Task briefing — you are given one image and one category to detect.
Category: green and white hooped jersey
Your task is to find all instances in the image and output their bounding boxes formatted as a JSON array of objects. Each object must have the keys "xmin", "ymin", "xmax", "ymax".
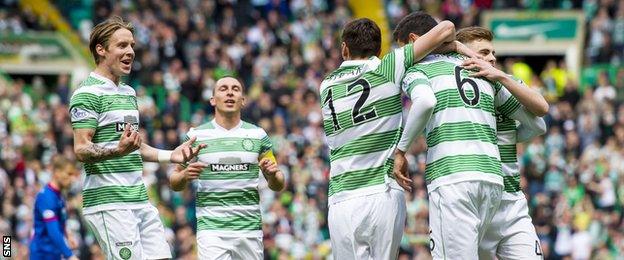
[
  {"xmin": 496, "ymin": 113, "xmax": 525, "ymax": 200},
  {"xmin": 319, "ymin": 44, "xmax": 414, "ymax": 205},
  {"xmin": 69, "ymin": 72, "xmax": 148, "ymax": 215},
  {"xmin": 402, "ymin": 54, "xmax": 522, "ymax": 191},
  {"xmin": 187, "ymin": 120, "xmax": 272, "ymax": 237}
]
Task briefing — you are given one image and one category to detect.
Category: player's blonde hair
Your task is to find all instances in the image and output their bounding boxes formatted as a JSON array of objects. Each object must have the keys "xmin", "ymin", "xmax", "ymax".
[
  {"xmin": 89, "ymin": 16, "xmax": 134, "ymax": 64},
  {"xmin": 456, "ymin": 26, "xmax": 494, "ymax": 44}
]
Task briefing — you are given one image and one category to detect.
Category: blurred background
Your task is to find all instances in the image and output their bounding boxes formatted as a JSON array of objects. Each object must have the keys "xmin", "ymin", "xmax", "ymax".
[{"xmin": 0, "ymin": 0, "xmax": 623, "ymax": 259}]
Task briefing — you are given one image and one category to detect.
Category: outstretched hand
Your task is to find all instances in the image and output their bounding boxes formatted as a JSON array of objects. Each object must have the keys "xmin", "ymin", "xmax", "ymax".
[{"xmin": 171, "ymin": 136, "xmax": 207, "ymax": 163}]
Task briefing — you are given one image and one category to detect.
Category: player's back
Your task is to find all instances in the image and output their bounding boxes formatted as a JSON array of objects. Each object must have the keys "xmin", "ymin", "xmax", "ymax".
[
  {"xmin": 405, "ymin": 54, "xmax": 504, "ymax": 190},
  {"xmin": 319, "ymin": 50, "xmax": 412, "ymax": 204}
]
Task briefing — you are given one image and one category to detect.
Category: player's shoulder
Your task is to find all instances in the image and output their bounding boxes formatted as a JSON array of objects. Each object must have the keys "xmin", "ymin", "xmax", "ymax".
[
  {"xmin": 189, "ymin": 121, "xmax": 217, "ymax": 134},
  {"xmin": 241, "ymin": 121, "xmax": 268, "ymax": 135}
]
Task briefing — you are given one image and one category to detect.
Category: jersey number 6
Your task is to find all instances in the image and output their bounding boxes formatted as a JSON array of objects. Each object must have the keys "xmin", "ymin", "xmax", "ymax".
[{"xmin": 454, "ymin": 66, "xmax": 480, "ymax": 106}]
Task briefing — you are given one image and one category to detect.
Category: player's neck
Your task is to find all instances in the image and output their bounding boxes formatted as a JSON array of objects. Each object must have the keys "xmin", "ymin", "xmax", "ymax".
[
  {"xmin": 214, "ymin": 113, "xmax": 241, "ymax": 130},
  {"xmin": 94, "ymin": 66, "xmax": 120, "ymax": 85}
]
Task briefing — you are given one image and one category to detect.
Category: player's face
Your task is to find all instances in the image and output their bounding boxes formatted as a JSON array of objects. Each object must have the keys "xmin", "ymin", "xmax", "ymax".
[
  {"xmin": 56, "ymin": 165, "xmax": 79, "ymax": 190},
  {"xmin": 211, "ymin": 77, "xmax": 245, "ymax": 115},
  {"xmin": 98, "ymin": 28, "xmax": 135, "ymax": 77},
  {"xmin": 465, "ymin": 39, "xmax": 496, "ymax": 66}
]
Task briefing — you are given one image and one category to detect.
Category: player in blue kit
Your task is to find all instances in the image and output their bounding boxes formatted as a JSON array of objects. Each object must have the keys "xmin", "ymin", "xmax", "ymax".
[{"xmin": 30, "ymin": 155, "xmax": 80, "ymax": 260}]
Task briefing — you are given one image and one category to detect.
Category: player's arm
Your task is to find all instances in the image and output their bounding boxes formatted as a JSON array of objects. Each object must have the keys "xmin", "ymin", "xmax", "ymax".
[
  {"xmin": 139, "ymin": 136, "xmax": 205, "ymax": 164},
  {"xmin": 463, "ymin": 58, "xmax": 549, "ymax": 116},
  {"xmin": 73, "ymin": 123, "xmax": 141, "ymax": 163},
  {"xmin": 259, "ymin": 150, "xmax": 285, "ymax": 192},
  {"xmin": 410, "ymin": 21, "xmax": 456, "ymax": 62},
  {"xmin": 169, "ymin": 162, "xmax": 206, "ymax": 191},
  {"xmin": 495, "ymin": 88, "xmax": 547, "ymax": 143},
  {"xmin": 37, "ymin": 197, "xmax": 74, "ymax": 259},
  {"xmin": 393, "ymin": 71, "xmax": 436, "ymax": 192}
]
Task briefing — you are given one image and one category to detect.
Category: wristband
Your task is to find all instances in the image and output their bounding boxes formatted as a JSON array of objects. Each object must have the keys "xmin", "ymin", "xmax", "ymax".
[{"xmin": 157, "ymin": 150, "xmax": 173, "ymax": 163}]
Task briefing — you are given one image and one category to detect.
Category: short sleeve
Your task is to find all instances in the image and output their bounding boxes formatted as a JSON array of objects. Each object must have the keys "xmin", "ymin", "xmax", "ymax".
[
  {"xmin": 402, "ymin": 70, "xmax": 431, "ymax": 99},
  {"xmin": 69, "ymin": 91, "xmax": 99, "ymax": 129},
  {"xmin": 495, "ymin": 85, "xmax": 522, "ymax": 118},
  {"xmin": 259, "ymin": 131, "xmax": 273, "ymax": 155},
  {"xmin": 375, "ymin": 43, "xmax": 415, "ymax": 85}
]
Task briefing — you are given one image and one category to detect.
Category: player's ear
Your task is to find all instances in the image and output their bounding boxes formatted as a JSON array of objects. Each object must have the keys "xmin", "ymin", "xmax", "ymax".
[
  {"xmin": 96, "ymin": 43, "xmax": 106, "ymax": 57},
  {"xmin": 341, "ymin": 42, "xmax": 349, "ymax": 60},
  {"xmin": 408, "ymin": 33, "xmax": 419, "ymax": 44},
  {"xmin": 209, "ymin": 96, "xmax": 216, "ymax": 107},
  {"xmin": 241, "ymin": 96, "xmax": 246, "ymax": 108}
]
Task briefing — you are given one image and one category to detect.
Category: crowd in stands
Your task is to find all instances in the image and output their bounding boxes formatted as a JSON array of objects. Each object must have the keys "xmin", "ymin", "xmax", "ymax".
[{"xmin": 0, "ymin": 0, "xmax": 623, "ymax": 259}]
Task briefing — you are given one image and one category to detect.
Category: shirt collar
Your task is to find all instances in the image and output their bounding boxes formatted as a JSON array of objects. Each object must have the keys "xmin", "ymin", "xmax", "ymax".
[
  {"xmin": 339, "ymin": 56, "xmax": 380, "ymax": 69},
  {"xmin": 90, "ymin": 72, "xmax": 119, "ymax": 87},
  {"xmin": 212, "ymin": 119, "xmax": 243, "ymax": 131},
  {"xmin": 47, "ymin": 183, "xmax": 61, "ymax": 195}
]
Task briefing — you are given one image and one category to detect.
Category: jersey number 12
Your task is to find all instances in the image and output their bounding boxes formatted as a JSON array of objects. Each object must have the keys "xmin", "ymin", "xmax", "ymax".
[{"xmin": 324, "ymin": 79, "xmax": 377, "ymax": 132}]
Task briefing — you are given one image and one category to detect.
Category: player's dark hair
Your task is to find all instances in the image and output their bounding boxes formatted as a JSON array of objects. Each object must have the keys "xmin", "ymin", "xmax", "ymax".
[
  {"xmin": 341, "ymin": 18, "xmax": 381, "ymax": 58},
  {"xmin": 393, "ymin": 12, "xmax": 438, "ymax": 44}
]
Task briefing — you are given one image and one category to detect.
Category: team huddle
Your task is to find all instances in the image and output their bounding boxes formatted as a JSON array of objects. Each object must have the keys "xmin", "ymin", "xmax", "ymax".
[{"xmin": 30, "ymin": 10, "xmax": 549, "ymax": 260}]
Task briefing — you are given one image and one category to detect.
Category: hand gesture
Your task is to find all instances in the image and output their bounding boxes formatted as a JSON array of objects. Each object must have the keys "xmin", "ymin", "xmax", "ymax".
[
  {"xmin": 182, "ymin": 162, "xmax": 206, "ymax": 182},
  {"xmin": 116, "ymin": 124, "xmax": 142, "ymax": 156},
  {"xmin": 171, "ymin": 136, "xmax": 207, "ymax": 163},
  {"xmin": 259, "ymin": 159, "xmax": 279, "ymax": 178},
  {"xmin": 461, "ymin": 58, "xmax": 506, "ymax": 81},
  {"xmin": 393, "ymin": 151, "xmax": 413, "ymax": 192}
]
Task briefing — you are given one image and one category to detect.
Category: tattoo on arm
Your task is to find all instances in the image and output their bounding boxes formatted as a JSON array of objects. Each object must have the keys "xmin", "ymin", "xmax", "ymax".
[{"xmin": 76, "ymin": 143, "xmax": 119, "ymax": 163}]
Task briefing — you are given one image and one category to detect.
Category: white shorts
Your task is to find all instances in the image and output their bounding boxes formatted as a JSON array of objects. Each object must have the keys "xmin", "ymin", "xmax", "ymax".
[
  {"xmin": 428, "ymin": 181, "xmax": 502, "ymax": 260},
  {"xmin": 84, "ymin": 206, "xmax": 171, "ymax": 260},
  {"xmin": 197, "ymin": 231, "xmax": 262, "ymax": 260},
  {"xmin": 479, "ymin": 197, "xmax": 543, "ymax": 260},
  {"xmin": 328, "ymin": 188, "xmax": 406, "ymax": 260}
]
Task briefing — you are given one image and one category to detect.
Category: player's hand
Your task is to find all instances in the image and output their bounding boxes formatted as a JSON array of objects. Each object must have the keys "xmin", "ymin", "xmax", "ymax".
[
  {"xmin": 259, "ymin": 158, "xmax": 279, "ymax": 178},
  {"xmin": 171, "ymin": 136, "xmax": 207, "ymax": 163},
  {"xmin": 393, "ymin": 150, "xmax": 413, "ymax": 192},
  {"xmin": 454, "ymin": 41, "xmax": 481, "ymax": 59},
  {"xmin": 182, "ymin": 162, "xmax": 206, "ymax": 181},
  {"xmin": 461, "ymin": 58, "xmax": 506, "ymax": 81},
  {"xmin": 116, "ymin": 123, "xmax": 142, "ymax": 156}
]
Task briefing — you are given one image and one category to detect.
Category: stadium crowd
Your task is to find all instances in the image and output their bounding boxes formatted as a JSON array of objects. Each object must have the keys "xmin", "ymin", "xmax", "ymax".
[{"xmin": 0, "ymin": 0, "xmax": 623, "ymax": 259}]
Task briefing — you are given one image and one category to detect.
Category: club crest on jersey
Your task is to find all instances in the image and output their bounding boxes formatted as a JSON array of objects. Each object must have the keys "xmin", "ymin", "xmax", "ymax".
[
  {"xmin": 211, "ymin": 163, "xmax": 250, "ymax": 172},
  {"xmin": 119, "ymin": 247, "xmax": 131, "ymax": 260},
  {"xmin": 242, "ymin": 139, "xmax": 254, "ymax": 151}
]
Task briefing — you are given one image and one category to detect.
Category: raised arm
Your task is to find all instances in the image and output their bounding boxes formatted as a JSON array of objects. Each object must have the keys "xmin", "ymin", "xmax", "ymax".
[
  {"xmin": 73, "ymin": 124, "xmax": 140, "ymax": 163},
  {"xmin": 463, "ymin": 58, "xmax": 549, "ymax": 116},
  {"xmin": 495, "ymin": 88, "xmax": 547, "ymax": 143},
  {"xmin": 410, "ymin": 20, "xmax": 456, "ymax": 62},
  {"xmin": 140, "ymin": 136, "xmax": 206, "ymax": 163}
]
